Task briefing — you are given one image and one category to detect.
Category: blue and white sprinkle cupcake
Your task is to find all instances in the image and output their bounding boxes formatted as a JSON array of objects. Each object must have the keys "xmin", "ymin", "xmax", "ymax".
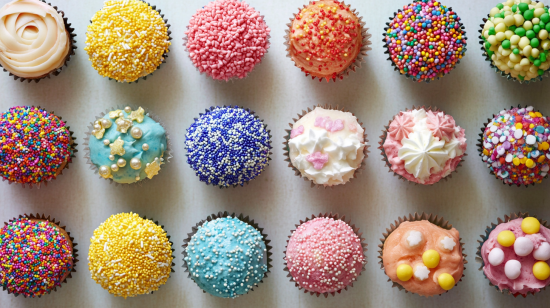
[{"xmin": 185, "ymin": 106, "xmax": 272, "ymax": 188}]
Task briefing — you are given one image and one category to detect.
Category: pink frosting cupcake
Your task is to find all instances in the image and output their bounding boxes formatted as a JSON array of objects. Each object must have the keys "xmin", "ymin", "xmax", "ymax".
[{"xmin": 380, "ymin": 107, "xmax": 467, "ymax": 184}]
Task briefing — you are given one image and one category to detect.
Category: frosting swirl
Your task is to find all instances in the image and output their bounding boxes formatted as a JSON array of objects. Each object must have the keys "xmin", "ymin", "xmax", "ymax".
[{"xmin": 0, "ymin": 0, "xmax": 70, "ymax": 78}]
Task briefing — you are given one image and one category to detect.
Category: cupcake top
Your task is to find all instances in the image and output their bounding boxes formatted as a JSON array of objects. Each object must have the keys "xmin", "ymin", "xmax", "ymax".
[
  {"xmin": 481, "ymin": 217, "xmax": 550, "ymax": 295},
  {"xmin": 385, "ymin": 0, "xmax": 466, "ymax": 82},
  {"xmin": 0, "ymin": 106, "xmax": 74, "ymax": 185},
  {"xmin": 184, "ymin": 217, "xmax": 267, "ymax": 298},
  {"xmin": 482, "ymin": 0, "xmax": 550, "ymax": 82},
  {"xmin": 88, "ymin": 106, "xmax": 167, "ymax": 184},
  {"xmin": 481, "ymin": 106, "xmax": 550, "ymax": 186},
  {"xmin": 0, "ymin": 0, "xmax": 70, "ymax": 79},
  {"xmin": 85, "ymin": 0, "xmax": 171, "ymax": 83},
  {"xmin": 0, "ymin": 217, "xmax": 73, "ymax": 297},
  {"xmin": 285, "ymin": 217, "xmax": 365, "ymax": 294},
  {"xmin": 88, "ymin": 213, "xmax": 173, "ymax": 298},
  {"xmin": 383, "ymin": 108, "xmax": 466, "ymax": 184},
  {"xmin": 185, "ymin": 106, "xmax": 271, "ymax": 188},
  {"xmin": 382, "ymin": 220, "xmax": 463, "ymax": 296},
  {"xmin": 288, "ymin": 0, "xmax": 363, "ymax": 81},
  {"xmin": 185, "ymin": 0, "xmax": 270, "ymax": 81},
  {"xmin": 288, "ymin": 107, "xmax": 366, "ymax": 186}
]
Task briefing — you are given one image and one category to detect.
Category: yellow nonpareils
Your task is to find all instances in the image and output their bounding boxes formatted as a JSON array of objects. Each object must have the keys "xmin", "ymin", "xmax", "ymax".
[
  {"xmin": 88, "ymin": 213, "xmax": 173, "ymax": 298},
  {"xmin": 85, "ymin": 0, "xmax": 171, "ymax": 82}
]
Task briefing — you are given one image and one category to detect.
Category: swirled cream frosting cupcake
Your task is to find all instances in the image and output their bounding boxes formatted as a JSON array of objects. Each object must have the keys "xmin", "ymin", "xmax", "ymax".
[
  {"xmin": 286, "ymin": 106, "xmax": 367, "ymax": 186},
  {"xmin": 0, "ymin": 0, "xmax": 72, "ymax": 80},
  {"xmin": 381, "ymin": 107, "xmax": 467, "ymax": 185}
]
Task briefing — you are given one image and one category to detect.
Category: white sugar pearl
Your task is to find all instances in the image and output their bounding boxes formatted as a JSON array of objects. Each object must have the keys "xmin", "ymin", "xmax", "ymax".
[
  {"xmin": 514, "ymin": 129, "xmax": 523, "ymax": 139},
  {"xmin": 514, "ymin": 237, "xmax": 534, "ymax": 256},
  {"xmin": 533, "ymin": 242, "xmax": 550, "ymax": 261},
  {"xmin": 505, "ymin": 260, "xmax": 522, "ymax": 280},
  {"xmin": 488, "ymin": 248, "xmax": 505, "ymax": 266}
]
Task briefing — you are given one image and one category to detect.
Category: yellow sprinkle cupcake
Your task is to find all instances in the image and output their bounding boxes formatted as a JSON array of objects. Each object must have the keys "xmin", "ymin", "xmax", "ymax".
[
  {"xmin": 85, "ymin": 0, "xmax": 172, "ymax": 83},
  {"xmin": 88, "ymin": 213, "xmax": 174, "ymax": 298}
]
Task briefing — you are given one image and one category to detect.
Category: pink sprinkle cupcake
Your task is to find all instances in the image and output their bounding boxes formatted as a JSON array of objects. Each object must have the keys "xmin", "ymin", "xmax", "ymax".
[{"xmin": 184, "ymin": 0, "xmax": 270, "ymax": 81}]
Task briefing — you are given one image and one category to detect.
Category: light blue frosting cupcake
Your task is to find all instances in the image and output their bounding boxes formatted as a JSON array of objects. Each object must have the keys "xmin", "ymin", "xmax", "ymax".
[
  {"xmin": 185, "ymin": 217, "xmax": 268, "ymax": 298},
  {"xmin": 88, "ymin": 107, "xmax": 167, "ymax": 184}
]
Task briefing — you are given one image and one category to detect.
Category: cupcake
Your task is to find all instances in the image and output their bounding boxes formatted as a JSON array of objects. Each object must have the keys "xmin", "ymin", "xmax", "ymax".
[
  {"xmin": 0, "ymin": 0, "xmax": 77, "ymax": 82},
  {"xmin": 285, "ymin": 0, "xmax": 371, "ymax": 82},
  {"xmin": 184, "ymin": 0, "xmax": 270, "ymax": 81},
  {"xmin": 380, "ymin": 107, "xmax": 467, "ymax": 185},
  {"xmin": 479, "ymin": 106, "xmax": 550, "ymax": 186},
  {"xmin": 182, "ymin": 212, "xmax": 272, "ymax": 298},
  {"xmin": 284, "ymin": 213, "xmax": 367, "ymax": 297},
  {"xmin": 88, "ymin": 213, "xmax": 174, "ymax": 298},
  {"xmin": 85, "ymin": 0, "xmax": 171, "ymax": 83},
  {"xmin": 477, "ymin": 213, "xmax": 550, "ymax": 296},
  {"xmin": 384, "ymin": 0, "xmax": 467, "ymax": 82},
  {"xmin": 283, "ymin": 105, "xmax": 368, "ymax": 187},
  {"xmin": 379, "ymin": 213, "xmax": 466, "ymax": 296},
  {"xmin": 185, "ymin": 106, "xmax": 272, "ymax": 188},
  {"xmin": 481, "ymin": 0, "xmax": 550, "ymax": 83},
  {"xmin": 84, "ymin": 106, "xmax": 170, "ymax": 185},
  {"xmin": 0, "ymin": 106, "xmax": 76, "ymax": 188},
  {"xmin": 0, "ymin": 214, "xmax": 77, "ymax": 297}
]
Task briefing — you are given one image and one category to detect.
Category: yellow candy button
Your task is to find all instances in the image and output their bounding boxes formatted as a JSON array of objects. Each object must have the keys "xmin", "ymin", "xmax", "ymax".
[
  {"xmin": 539, "ymin": 155, "xmax": 546, "ymax": 163},
  {"xmin": 536, "ymin": 112, "xmax": 543, "ymax": 118},
  {"xmin": 513, "ymin": 157, "xmax": 520, "ymax": 166},
  {"xmin": 497, "ymin": 230, "xmax": 516, "ymax": 247},
  {"xmin": 422, "ymin": 250, "xmax": 440, "ymax": 268},
  {"xmin": 396, "ymin": 264, "xmax": 413, "ymax": 282},
  {"xmin": 542, "ymin": 142, "xmax": 550, "ymax": 151},
  {"xmin": 533, "ymin": 261, "xmax": 550, "ymax": 280},
  {"xmin": 516, "ymin": 123, "xmax": 523, "ymax": 129},
  {"xmin": 438, "ymin": 273, "xmax": 455, "ymax": 291},
  {"xmin": 520, "ymin": 157, "xmax": 528, "ymax": 165},
  {"xmin": 521, "ymin": 217, "xmax": 541, "ymax": 234},
  {"xmin": 526, "ymin": 159, "xmax": 535, "ymax": 168},
  {"xmin": 529, "ymin": 112, "xmax": 536, "ymax": 117}
]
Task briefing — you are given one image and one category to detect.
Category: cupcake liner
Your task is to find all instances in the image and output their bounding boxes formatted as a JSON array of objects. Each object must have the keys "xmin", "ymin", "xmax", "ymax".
[
  {"xmin": 0, "ymin": 0, "xmax": 77, "ymax": 83},
  {"xmin": 477, "ymin": 105, "xmax": 549, "ymax": 187},
  {"xmin": 378, "ymin": 105, "xmax": 466, "ymax": 185},
  {"xmin": 181, "ymin": 211, "xmax": 272, "ymax": 296},
  {"xmin": 383, "ymin": 0, "xmax": 467, "ymax": 83},
  {"xmin": 284, "ymin": 1, "xmax": 372, "ymax": 82},
  {"xmin": 476, "ymin": 212, "xmax": 549, "ymax": 297},
  {"xmin": 283, "ymin": 212, "xmax": 368, "ymax": 298},
  {"xmin": 0, "ymin": 106, "xmax": 77, "ymax": 189},
  {"xmin": 83, "ymin": 105, "xmax": 172, "ymax": 187},
  {"xmin": 479, "ymin": 1, "xmax": 550, "ymax": 84},
  {"xmin": 142, "ymin": 215, "xmax": 176, "ymax": 294},
  {"xmin": 377, "ymin": 212, "xmax": 467, "ymax": 297},
  {"xmin": 2, "ymin": 213, "xmax": 79, "ymax": 298},
  {"xmin": 185, "ymin": 105, "xmax": 273, "ymax": 189}
]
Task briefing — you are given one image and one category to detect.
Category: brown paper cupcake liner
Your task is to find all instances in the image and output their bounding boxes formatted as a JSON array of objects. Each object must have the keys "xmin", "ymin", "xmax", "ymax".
[
  {"xmin": 479, "ymin": 1, "xmax": 550, "ymax": 84},
  {"xmin": 383, "ymin": 0, "xmax": 467, "ymax": 83},
  {"xmin": 284, "ymin": 1, "xmax": 372, "ymax": 82},
  {"xmin": 2, "ymin": 213, "xmax": 79, "ymax": 298},
  {"xmin": 0, "ymin": 106, "xmax": 77, "ymax": 189},
  {"xmin": 186, "ymin": 105, "xmax": 273, "ymax": 189},
  {"xmin": 476, "ymin": 212, "xmax": 549, "ymax": 297},
  {"xmin": 377, "ymin": 212, "xmax": 467, "ymax": 297},
  {"xmin": 477, "ymin": 105, "xmax": 548, "ymax": 187},
  {"xmin": 283, "ymin": 212, "xmax": 368, "ymax": 298},
  {"xmin": 83, "ymin": 105, "xmax": 172, "ymax": 187},
  {"xmin": 0, "ymin": 0, "xmax": 77, "ymax": 83},
  {"xmin": 181, "ymin": 211, "xmax": 272, "ymax": 297},
  {"xmin": 283, "ymin": 104, "xmax": 370, "ymax": 189}
]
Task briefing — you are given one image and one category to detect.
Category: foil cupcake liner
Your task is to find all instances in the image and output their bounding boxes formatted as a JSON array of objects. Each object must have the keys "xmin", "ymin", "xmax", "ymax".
[
  {"xmin": 83, "ymin": 105, "xmax": 173, "ymax": 187},
  {"xmin": 183, "ymin": 1, "xmax": 271, "ymax": 82},
  {"xmin": 477, "ymin": 105, "xmax": 548, "ymax": 187},
  {"xmin": 2, "ymin": 213, "xmax": 79, "ymax": 298},
  {"xmin": 0, "ymin": 0, "xmax": 78, "ymax": 83},
  {"xmin": 476, "ymin": 212, "xmax": 549, "ymax": 297},
  {"xmin": 479, "ymin": 1, "xmax": 550, "ymax": 84},
  {"xmin": 283, "ymin": 104, "xmax": 369, "ymax": 188},
  {"xmin": 185, "ymin": 105, "xmax": 273, "ymax": 189},
  {"xmin": 284, "ymin": 1, "xmax": 372, "ymax": 82},
  {"xmin": 283, "ymin": 212, "xmax": 368, "ymax": 298},
  {"xmin": 181, "ymin": 211, "xmax": 273, "ymax": 297},
  {"xmin": 383, "ymin": 0, "xmax": 467, "ymax": 83},
  {"xmin": 378, "ymin": 212, "xmax": 467, "ymax": 297},
  {"xmin": 0, "ymin": 106, "xmax": 77, "ymax": 189},
  {"xmin": 378, "ymin": 105, "xmax": 466, "ymax": 185}
]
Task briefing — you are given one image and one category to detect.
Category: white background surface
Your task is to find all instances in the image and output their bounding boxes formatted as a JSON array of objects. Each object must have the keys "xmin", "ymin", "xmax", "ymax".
[{"xmin": 0, "ymin": 0, "xmax": 549, "ymax": 307}]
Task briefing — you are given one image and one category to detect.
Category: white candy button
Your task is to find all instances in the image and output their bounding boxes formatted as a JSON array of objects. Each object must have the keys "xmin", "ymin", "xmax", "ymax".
[
  {"xmin": 514, "ymin": 129, "xmax": 523, "ymax": 139},
  {"xmin": 505, "ymin": 260, "xmax": 522, "ymax": 280},
  {"xmin": 514, "ymin": 237, "xmax": 534, "ymax": 256},
  {"xmin": 533, "ymin": 242, "xmax": 550, "ymax": 261},
  {"xmin": 526, "ymin": 135, "xmax": 537, "ymax": 145},
  {"xmin": 488, "ymin": 248, "xmax": 505, "ymax": 266}
]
